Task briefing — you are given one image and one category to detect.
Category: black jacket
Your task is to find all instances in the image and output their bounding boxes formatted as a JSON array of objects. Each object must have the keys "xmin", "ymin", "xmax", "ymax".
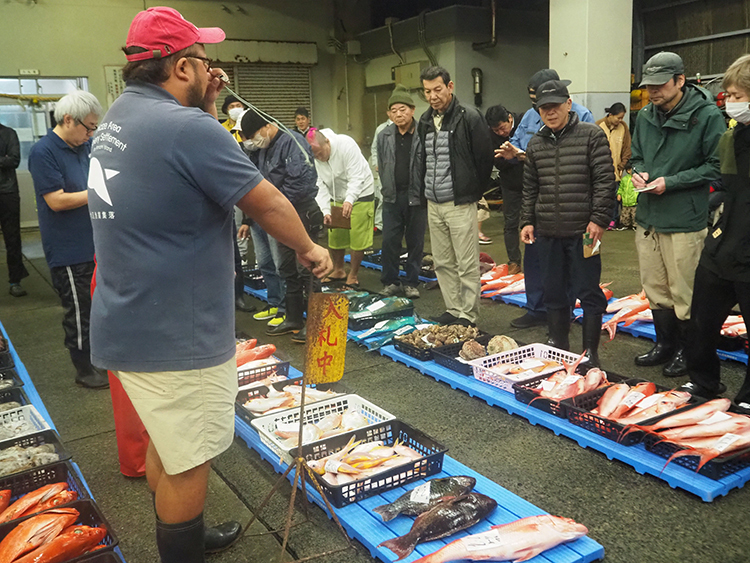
[
  {"xmin": 491, "ymin": 112, "xmax": 523, "ymax": 192},
  {"xmin": 700, "ymin": 124, "xmax": 750, "ymax": 282},
  {"xmin": 418, "ymin": 95, "xmax": 493, "ymax": 205},
  {"xmin": 0, "ymin": 124, "xmax": 20, "ymax": 195},
  {"xmin": 521, "ymin": 112, "xmax": 615, "ymax": 237},
  {"xmin": 376, "ymin": 119, "xmax": 425, "ymax": 206}
]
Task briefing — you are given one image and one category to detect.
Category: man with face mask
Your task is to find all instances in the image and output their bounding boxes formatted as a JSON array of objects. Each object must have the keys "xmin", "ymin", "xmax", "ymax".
[
  {"xmin": 86, "ymin": 7, "xmax": 331, "ymax": 563},
  {"xmin": 220, "ymin": 95, "xmax": 245, "ymax": 142},
  {"xmin": 238, "ymin": 109, "xmax": 322, "ymax": 340},
  {"xmin": 630, "ymin": 52, "xmax": 725, "ymax": 378}
]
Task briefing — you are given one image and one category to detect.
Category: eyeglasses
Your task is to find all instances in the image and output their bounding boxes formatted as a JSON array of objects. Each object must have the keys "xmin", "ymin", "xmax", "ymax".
[
  {"xmin": 76, "ymin": 119, "xmax": 98, "ymax": 134},
  {"xmin": 188, "ymin": 55, "xmax": 213, "ymax": 71}
]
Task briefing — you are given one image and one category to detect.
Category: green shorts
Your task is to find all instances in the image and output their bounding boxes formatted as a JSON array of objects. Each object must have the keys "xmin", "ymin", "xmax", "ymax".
[{"xmin": 328, "ymin": 201, "xmax": 374, "ymax": 251}]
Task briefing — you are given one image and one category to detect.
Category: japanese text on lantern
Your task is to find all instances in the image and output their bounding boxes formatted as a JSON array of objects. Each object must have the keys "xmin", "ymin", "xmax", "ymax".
[{"xmin": 304, "ymin": 293, "xmax": 349, "ymax": 384}]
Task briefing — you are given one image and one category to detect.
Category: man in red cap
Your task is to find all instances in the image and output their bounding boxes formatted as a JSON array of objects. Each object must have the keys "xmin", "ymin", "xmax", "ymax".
[{"xmin": 87, "ymin": 7, "xmax": 331, "ymax": 563}]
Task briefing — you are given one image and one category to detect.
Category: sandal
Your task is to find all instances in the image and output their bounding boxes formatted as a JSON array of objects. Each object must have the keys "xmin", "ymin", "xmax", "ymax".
[
  {"xmin": 322, "ymin": 276, "xmax": 347, "ymax": 283},
  {"xmin": 478, "ymin": 234, "xmax": 492, "ymax": 245}
]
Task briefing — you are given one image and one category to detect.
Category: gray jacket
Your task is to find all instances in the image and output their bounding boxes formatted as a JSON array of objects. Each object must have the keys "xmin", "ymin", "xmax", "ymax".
[{"xmin": 376, "ymin": 119, "xmax": 425, "ymax": 206}]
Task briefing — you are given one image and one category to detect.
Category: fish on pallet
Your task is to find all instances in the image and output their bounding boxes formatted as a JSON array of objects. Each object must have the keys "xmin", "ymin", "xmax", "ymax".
[
  {"xmin": 0, "ymin": 507, "xmax": 79, "ymax": 563},
  {"xmin": 377, "ymin": 493, "xmax": 497, "ymax": 561},
  {"xmin": 373, "ymin": 476, "xmax": 476, "ymax": 522},
  {"xmin": 13, "ymin": 525, "xmax": 107, "ymax": 563},
  {"xmin": 410, "ymin": 514, "xmax": 589, "ymax": 563}
]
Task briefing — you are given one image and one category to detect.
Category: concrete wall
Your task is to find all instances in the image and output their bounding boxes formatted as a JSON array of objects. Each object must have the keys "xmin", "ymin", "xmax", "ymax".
[
  {"xmin": 549, "ymin": 0, "xmax": 633, "ymax": 120},
  {"xmin": 0, "ymin": 0, "xmax": 341, "ymax": 226}
]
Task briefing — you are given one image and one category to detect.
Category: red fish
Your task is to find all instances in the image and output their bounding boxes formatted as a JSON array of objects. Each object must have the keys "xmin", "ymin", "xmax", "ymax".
[
  {"xmin": 601, "ymin": 300, "xmax": 651, "ymax": 340},
  {"xmin": 236, "ymin": 344, "xmax": 276, "ymax": 367},
  {"xmin": 663, "ymin": 425, "xmax": 750, "ymax": 473},
  {"xmin": 0, "ymin": 484, "xmax": 69, "ymax": 524},
  {"xmin": 0, "ymin": 507, "xmax": 79, "ymax": 563},
  {"xmin": 21, "ymin": 491, "xmax": 78, "ymax": 518},
  {"xmin": 13, "ymin": 525, "xmax": 107, "ymax": 563},
  {"xmin": 0, "ymin": 492, "xmax": 10, "ymax": 515}
]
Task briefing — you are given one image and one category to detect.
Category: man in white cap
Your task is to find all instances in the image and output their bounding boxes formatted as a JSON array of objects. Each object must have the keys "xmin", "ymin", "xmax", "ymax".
[{"xmin": 87, "ymin": 7, "xmax": 330, "ymax": 562}]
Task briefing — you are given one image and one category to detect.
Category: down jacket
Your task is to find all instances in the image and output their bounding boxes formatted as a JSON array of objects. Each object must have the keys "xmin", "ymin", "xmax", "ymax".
[{"xmin": 521, "ymin": 112, "xmax": 616, "ymax": 237}]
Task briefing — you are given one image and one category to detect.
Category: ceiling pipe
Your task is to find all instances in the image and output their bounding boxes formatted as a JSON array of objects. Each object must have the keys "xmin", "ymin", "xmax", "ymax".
[{"xmin": 472, "ymin": 0, "xmax": 497, "ymax": 51}]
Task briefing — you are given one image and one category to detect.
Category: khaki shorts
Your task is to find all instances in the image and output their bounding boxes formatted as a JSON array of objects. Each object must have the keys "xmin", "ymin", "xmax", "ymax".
[
  {"xmin": 328, "ymin": 200, "xmax": 374, "ymax": 251},
  {"xmin": 114, "ymin": 357, "xmax": 238, "ymax": 475}
]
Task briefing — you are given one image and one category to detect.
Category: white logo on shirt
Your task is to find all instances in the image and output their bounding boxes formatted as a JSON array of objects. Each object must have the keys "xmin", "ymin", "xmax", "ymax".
[{"xmin": 88, "ymin": 157, "xmax": 118, "ymax": 206}]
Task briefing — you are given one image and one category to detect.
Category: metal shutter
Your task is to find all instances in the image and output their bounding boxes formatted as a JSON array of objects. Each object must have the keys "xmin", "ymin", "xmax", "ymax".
[{"xmin": 217, "ymin": 64, "xmax": 311, "ymax": 128}]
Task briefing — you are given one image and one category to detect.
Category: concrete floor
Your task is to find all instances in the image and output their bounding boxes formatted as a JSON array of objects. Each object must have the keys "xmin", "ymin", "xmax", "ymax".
[{"xmin": 0, "ymin": 220, "xmax": 749, "ymax": 563}]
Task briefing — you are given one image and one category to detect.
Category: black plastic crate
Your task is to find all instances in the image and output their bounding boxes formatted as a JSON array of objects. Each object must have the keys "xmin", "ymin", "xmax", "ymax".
[
  {"xmin": 0, "ymin": 461, "xmax": 88, "ymax": 523},
  {"xmin": 0, "ymin": 430, "xmax": 71, "ymax": 479},
  {"xmin": 0, "ymin": 341, "xmax": 13, "ymax": 371},
  {"xmin": 393, "ymin": 338, "xmax": 434, "ymax": 362},
  {"xmin": 514, "ymin": 370, "xmax": 628, "ymax": 419},
  {"xmin": 0, "ymin": 387, "xmax": 28, "ymax": 409},
  {"xmin": 290, "ymin": 419, "xmax": 447, "ymax": 508},
  {"xmin": 364, "ymin": 250, "xmax": 382, "ymax": 265},
  {"xmin": 348, "ymin": 307, "xmax": 414, "ymax": 331},
  {"xmin": 432, "ymin": 334, "xmax": 494, "ymax": 376},
  {"xmin": 237, "ymin": 357, "xmax": 290, "ymax": 388},
  {"xmin": 643, "ymin": 432, "xmax": 750, "ymax": 480},
  {"xmin": 242, "ymin": 267, "xmax": 266, "ymax": 290},
  {"xmin": 0, "ymin": 369, "xmax": 23, "ymax": 390},
  {"xmin": 78, "ymin": 551, "xmax": 124, "ymax": 563},
  {"xmin": 235, "ymin": 377, "xmax": 345, "ymax": 423},
  {"xmin": 0, "ymin": 499, "xmax": 118, "ymax": 560},
  {"xmin": 564, "ymin": 378, "xmax": 702, "ymax": 445}
]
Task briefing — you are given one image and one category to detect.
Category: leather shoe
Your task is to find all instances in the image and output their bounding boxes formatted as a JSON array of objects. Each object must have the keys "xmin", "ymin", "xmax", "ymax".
[
  {"xmin": 76, "ymin": 368, "xmax": 109, "ymax": 389},
  {"xmin": 266, "ymin": 319, "xmax": 304, "ymax": 336},
  {"xmin": 678, "ymin": 381, "xmax": 726, "ymax": 400},
  {"xmin": 235, "ymin": 296, "xmax": 257, "ymax": 313},
  {"xmin": 662, "ymin": 349, "xmax": 687, "ymax": 377},
  {"xmin": 9, "ymin": 284, "xmax": 27, "ymax": 298},
  {"xmin": 205, "ymin": 520, "xmax": 241, "ymax": 554},
  {"xmin": 430, "ymin": 311, "xmax": 458, "ymax": 325},
  {"xmin": 510, "ymin": 312, "xmax": 547, "ymax": 329},
  {"xmin": 291, "ymin": 325, "xmax": 307, "ymax": 343}
]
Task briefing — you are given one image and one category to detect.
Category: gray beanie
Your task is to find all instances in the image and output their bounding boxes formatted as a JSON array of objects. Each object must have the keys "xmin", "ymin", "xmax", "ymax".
[{"xmin": 388, "ymin": 84, "xmax": 415, "ymax": 108}]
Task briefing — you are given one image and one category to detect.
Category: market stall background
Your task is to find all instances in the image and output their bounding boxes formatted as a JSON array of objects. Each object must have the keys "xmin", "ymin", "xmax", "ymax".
[{"xmin": 1, "ymin": 227, "xmax": 749, "ymax": 563}]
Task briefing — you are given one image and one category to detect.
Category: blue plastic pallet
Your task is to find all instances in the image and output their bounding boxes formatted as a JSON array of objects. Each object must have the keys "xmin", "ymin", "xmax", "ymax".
[
  {"xmin": 375, "ymin": 344, "xmax": 750, "ymax": 502},
  {"xmin": 244, "ymin": 285, "xmax": 270, "ymax": 302},
  {"xmin": 345, "ymin": 253, "xmax": 437, "ymax": 283},
  {"xmin": 234, "ymin": 409, "xmax": 604, "ymax": 563}
]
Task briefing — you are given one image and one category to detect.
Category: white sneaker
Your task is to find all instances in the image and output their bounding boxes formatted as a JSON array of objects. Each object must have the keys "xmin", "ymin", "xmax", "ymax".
[
  {"xmin": 403, "ymin": 285, "xmax": 420, "ymax": 299},
  {"xmin": 381, "ymin": 283, "xmax": 403, "ymax": 296}
]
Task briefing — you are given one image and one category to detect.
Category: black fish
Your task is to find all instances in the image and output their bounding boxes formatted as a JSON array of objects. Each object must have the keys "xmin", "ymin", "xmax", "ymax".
[
  {"xmin": 377, "ymin": 492, "xmax": 497, "ymax": 561},
  {"xmin": 373, "ymin": 476, "xmax": 476, "ymax": 522}
]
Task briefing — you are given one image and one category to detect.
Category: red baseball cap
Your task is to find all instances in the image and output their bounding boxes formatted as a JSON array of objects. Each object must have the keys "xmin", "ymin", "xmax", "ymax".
[{"xmin": 125, "ymin": 7, "xmax": 225, "ymax": 62}]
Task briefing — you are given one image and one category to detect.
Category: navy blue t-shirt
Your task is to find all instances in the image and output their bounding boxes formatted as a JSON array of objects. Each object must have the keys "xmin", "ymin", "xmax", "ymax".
[
  {"xmin": 88, "ymin": 82, "xmax": 264, "ymax": 372},
  {"xmin": 27, "ymin": 132, "xmax": 94, "ymax": 268}
]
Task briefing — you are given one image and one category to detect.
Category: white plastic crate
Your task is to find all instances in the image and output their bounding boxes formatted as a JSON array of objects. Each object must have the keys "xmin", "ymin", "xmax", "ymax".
[
  {"xmin": 251, "ymin": 394, "xmax": 395, "ymax": 464},
  {"xmin": 469, "ymin": 343, "xmax": 586, "ymax": 392},
  {"xmin": 0, "ymin": 405, "xmax": 50, "ymax": 443}
]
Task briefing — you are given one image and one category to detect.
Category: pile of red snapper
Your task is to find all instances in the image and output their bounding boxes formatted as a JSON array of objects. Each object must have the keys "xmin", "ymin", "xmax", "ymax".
[{"xmin": 594, "ymin": 382, "xmax": 691, "ymax": 424}]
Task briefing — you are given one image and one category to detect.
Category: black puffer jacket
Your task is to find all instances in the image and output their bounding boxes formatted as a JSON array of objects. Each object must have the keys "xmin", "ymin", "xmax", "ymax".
[{"xmin": 521, "ymin": 112, "xmax": 615, "ymax": 237}]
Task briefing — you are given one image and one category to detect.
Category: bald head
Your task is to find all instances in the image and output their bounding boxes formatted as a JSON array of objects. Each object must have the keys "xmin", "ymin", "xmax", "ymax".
[{"xmin": 305, "ymin": 128, "xmax": 331, "ymax": 161}]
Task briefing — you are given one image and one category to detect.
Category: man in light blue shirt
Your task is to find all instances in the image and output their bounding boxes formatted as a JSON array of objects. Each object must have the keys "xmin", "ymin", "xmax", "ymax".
[{"xmin": 496, "ymin": 69, "xmax": 594, "ymax": 329}]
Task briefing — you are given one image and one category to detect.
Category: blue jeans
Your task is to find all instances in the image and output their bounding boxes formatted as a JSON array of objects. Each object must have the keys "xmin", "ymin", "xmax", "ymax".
[{"xmin": 250, "ymin": 223, "xmax": 285, "ymax": 309}]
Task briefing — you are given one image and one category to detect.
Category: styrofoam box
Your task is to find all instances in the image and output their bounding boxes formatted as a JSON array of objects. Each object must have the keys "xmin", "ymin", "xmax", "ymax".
[
  {"xmin": 469, "ymin": 343, "xmax": 587, "ymax": 392},
  {"xmin": 251, "ymin": 394, "xmax": 395, "ymax": 464}
]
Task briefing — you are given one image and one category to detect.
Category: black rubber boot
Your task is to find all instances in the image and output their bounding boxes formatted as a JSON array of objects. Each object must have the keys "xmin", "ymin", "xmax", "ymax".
[
  {"xmin": 634, "ymin": 309, "xmax": 676, "ymax": 366},
  {"xmin": 291, "ymin": 325, "xmax": 307, "ymax": 344},
  {"xmin": 663, "ymin": 319, "xmax": 689, "ymax": 377},
  {"xmin": 69, "ymin": 349, "xmax": 109, "ymax": 389},
  {"xmin": 205, "ymin": 521, "xmax": 242, "ymax": 553},
  {"xmin": 582, "ymin": 314, "xmax": 603, "ymax": 368},
  {"xmin": 156, "ymin": 513, "xmax": 206, "ymax": 563},
  {"xmin": 267, "ymin": 292, "xmax": 305, "ymax": 336},
  {"xmin": 546, "ymin": 308, "xmax": 571, "ymax": 351}
]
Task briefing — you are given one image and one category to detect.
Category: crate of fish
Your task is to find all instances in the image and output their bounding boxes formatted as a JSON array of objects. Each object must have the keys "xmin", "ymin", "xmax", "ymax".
[
  {"xmin": 0, "ymin": 430, "xmax": 71, "ymax": 479},
  {"xmin": 0, "ymin": 405, "xmax": 50, "ymax": 443},
  {"xmin": 0, "ymin": 338, "xmax": 13, "ymax": 371},
  {"xmin": 0, "ymin": 388, "xmax": 28, "ymax": 411},
  {"xmin": 349, "ymin": 308, "xmax": 415, "ymax": 331},
  {"xmin": 0, "ymin": 369, "xmax": 23, "ymax": 390},
  {"xmin": 290, "ymin": 419, "xmax": 447, "ymax": 508},
  {"xmin": 469, "ymin": 344, "xmax": 585, "ymax": 393},
  {"xmin": 563, "ymin": 379, "xmax": 698, "ymax": 445},
  {"xmin": 0, "ymin": 461, "xmax": 89, "ymax": 524},
  {"xmin": 433, "ymin": 334, "xmax": 518, "ymax": 376},
  {"xmin": 235, "ymin": 377, "xmax": 345, "ymax": 424},
  {"xmin": 0, "ymin": 499, "xmax": 118, "ymax": 561},
  {"xmin": 251, "ymin": 394, "xmax": 395, "ymax": 464},
  {"xmin": 394, "ymin": 325, "xmax": 485, "ymax": 363},
  {"xmin": 237, "ymin": 357, "xmax": 290, "ymax": 388},
  {"xmin": 513, "ymin": 367, "xmax": 623, "ymax": 419},
  {"xmin": 78, "ymin": 552, "xmax": 125, "ymax": 563}
]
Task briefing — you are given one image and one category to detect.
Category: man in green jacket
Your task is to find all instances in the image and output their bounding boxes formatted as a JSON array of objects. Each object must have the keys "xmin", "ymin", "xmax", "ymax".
[{"xmin": 631, "ymin": 52, "xmax": 725, "ymax": 377}]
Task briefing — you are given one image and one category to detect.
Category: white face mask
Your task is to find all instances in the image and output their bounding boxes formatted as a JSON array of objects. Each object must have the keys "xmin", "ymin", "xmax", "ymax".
[
  {"xmin": 725, "ymin": 101, "xmax": 750, "ymax": 125},
  {"xmin": 242, "ymin": 139, "xmax": 257, "ymax": 150},
  {"xmin": 228, "ymin": 107, "xmax": 243, "ymax": 122},
  {"xmin": 251, "ymin": 131, "xmax": 270, "ymax": 149}
]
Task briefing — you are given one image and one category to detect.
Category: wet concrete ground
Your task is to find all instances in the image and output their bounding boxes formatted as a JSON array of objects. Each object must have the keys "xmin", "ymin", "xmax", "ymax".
[{"xmin": 0, "ymin": 221, "xmax": 748, "ymax": 563}]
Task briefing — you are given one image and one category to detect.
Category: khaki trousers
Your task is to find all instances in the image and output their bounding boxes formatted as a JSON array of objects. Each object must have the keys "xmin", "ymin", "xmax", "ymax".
[
  {"xmin": 634, "ymin": 225, "xmax": 706, "ymax": 321},
  {"xmin": 427, "ymin": 200, "xmax": 480, "ymax": 322}
]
